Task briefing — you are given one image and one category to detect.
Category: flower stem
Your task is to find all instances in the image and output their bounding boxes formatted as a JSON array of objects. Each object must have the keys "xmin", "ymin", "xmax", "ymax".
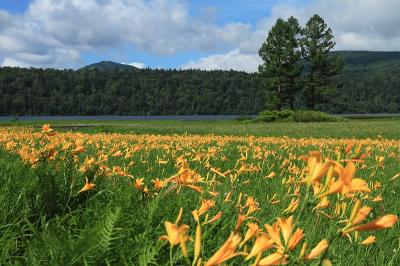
[{"xmin": 170, "ymin": 245, "xmax": 174, "ymax": 266}]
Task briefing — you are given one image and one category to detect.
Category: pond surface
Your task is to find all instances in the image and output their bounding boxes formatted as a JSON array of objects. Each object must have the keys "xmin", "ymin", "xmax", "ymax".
[
  {"xmin": 0, "ymin": 115, "xmax": 256, "ymax": 121},
  {"xmin": 0, "ymin": 113, "xmax": 399, "ymax": 121}
]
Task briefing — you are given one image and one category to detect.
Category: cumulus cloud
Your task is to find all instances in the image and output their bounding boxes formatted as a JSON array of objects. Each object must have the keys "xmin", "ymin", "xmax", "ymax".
[
  {"xmin": 181, "ymin": 0, "xmax": 400, "ymax": 72},
  {"xmin": 124, "ymin": 62, "xmax": 146, "ymax": 69},
  {"xmin": 1, "ymin": 0, "xmax": 400, "ymax": 70},
  {"xmin": 0, "ymin": 0, "xmax": 252, "ymax": 68},
  {"xmin": 183, "ymin": 49, "xmax": 262, "ymax": 72}
]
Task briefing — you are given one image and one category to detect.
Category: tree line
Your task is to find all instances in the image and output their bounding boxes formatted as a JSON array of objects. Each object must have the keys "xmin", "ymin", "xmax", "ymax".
[
  {"xmin": 1, "ymin": 13, "xmax": 400, "ymax": 116},
  {"xmin": 1, "ymin": 58, "xmax": 399, "ymax": 116}
]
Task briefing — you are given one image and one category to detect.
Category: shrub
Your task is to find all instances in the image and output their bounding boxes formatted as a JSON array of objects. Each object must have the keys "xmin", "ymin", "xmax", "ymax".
[
  {"xmin": 258, "ymin": 109, "xmax": 294, "ymax": 122},
  {"xmin": 257, "ymin": 109, "xmax": 348, "ymax": 122},
  {"xmin": 292, "ymin": 110, "xmax": 348, "ymax": 122}
]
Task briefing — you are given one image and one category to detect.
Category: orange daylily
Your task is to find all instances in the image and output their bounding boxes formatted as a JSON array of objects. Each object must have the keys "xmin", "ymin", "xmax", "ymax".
[
  {"xmin": 327, "ymin": 161, "xmax": 370, "ymax": 195},
  {"xmin": 352, "ymin": 206, "xmax": 373, "ymax": 225},
  {"xmin": 360, "ymin": 235, "xmax": 376, "ymax": 245},
  {"xmin": 134, "ymin": 178, "xmax": 145, "ymax": 190},
  {"xmin": 78, "ymin": 179, "xmax": 95, "ymax": 193},
  {"xmin": 152, "ymin": 178, "xmax": 166, "ymax": 190},
  {"xmin": 245, "ymin": 232, "xmax": 274, "ymax": 261},
  {"xmin": 240, "ymin": 223, "xmax": 260, "ymax": 247},
  {"xmin": 198, "ymin": 199, "xmax": 215, "ymax": 216},
  {"xmin": 204, "ymin": 233, "xmax": 243, "ymax": 266},
  {"xmin": 203, "ymin": 211, "xmax": 222, "ymax": 225},
  {"xmin": 265, "ymin": 216, "xmax": 304, "ymax": 252},
  {"xmin": 353, "ymin": 215, "xmax": 398, "ymax": 231},
  {"xmin": 301, "ymin": 151, "xmax": 333, "ymax": 185},
  {"xmin": 160, "ymin": 221, "xmax": 190, "ymax": 246},
  {"xmin": 258, "ymin": 252, "xmax": 288, "ymax": 265},
  {"xmin": 305, "ymin": 239, "xmax": 329, "ymax": 260}
]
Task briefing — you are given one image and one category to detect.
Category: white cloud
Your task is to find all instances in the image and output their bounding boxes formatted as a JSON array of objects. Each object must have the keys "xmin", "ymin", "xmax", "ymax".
[
  {"xmin": 182, "ymin": 0, "xmax": 400, "ymax": 72},
  {"xmin": 1, "ymin": 0, "xmax": 400, "ymax": 70},
  {"xmin": 0, "ymin": 0, "xmax": 252, "ymax": 68},
  {"xmin": 183, "ymin": 49, "xmax": 262, "ymax": 72},
  {"xmin": 125, "ymin": 62, "xmax": 146, "ymax": 69}
]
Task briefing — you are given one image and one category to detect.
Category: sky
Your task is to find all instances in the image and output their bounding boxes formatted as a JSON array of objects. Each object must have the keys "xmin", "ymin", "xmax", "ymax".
[{"xmin": 0, "ymin": 0, "xmax": 399, "ymax": 72}]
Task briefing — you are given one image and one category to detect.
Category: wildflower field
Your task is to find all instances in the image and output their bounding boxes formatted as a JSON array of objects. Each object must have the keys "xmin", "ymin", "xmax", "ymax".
[{"xmin": 0, "ymin": 124, "xmax": 399, "ymax": 265}]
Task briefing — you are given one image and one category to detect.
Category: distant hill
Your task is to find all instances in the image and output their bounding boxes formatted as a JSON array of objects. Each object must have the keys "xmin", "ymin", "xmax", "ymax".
[
  {"xmin": 332, "ymin": 50, "xmax": 400, "ymax": 65},
  {"xmin": 319, "ymin": 51, "xmax": 400, "ymax": 113},
  {"xmin": 80, "ymin": 61, "xmax": 139, "ymax": 71}
]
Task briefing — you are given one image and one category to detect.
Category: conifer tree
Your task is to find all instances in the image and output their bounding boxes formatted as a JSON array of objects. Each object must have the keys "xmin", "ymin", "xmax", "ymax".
[
  {"xmin": 301, "ymin": 14, "xmax": 343, "ymax": 109},
  {"xmin": 258, "ymin": 17, "xmax": 302, "ymax": 110}
]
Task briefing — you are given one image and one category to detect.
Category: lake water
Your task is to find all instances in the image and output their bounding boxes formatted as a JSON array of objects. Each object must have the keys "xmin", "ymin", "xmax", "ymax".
[
  {"xmin": 0, "ymin": 115, "xmax": 256, "ymax": 121},
  {"xmin": 0, "ymin": 113, "xmax": 399, "ymax": 122}
]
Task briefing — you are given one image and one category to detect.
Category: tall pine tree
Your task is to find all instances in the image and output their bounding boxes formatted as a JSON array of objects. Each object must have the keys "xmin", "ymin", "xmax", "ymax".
[
  {"xmin": 258, "ymin": 17, "xmax": 302, "ymax": 110},
  {"xmin": 301, "ymin": 14, "xmax": 343, "ymax": 110}
]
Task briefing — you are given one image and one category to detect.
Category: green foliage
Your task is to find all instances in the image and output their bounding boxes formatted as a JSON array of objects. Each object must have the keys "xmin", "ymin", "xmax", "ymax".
[
  {"xmin": 0, "ymin": 50, "xmax": 400, "ymax": 115},
  {"xmin": 258, "ymin": 109, "xmax": 295, "ymax": 122},
  {"xmin": 301, "ymin": 14, "xmax": 343, "ymax": 109},
  {"xmin": 292, "ymin": 110, "xmax": 348, "ymax": 122},
  {"xmin": 0, "ymin": 128, "xmax": 400, "ymax": 265},
  {"xmin": 259, "ymin": 16, "xmax": 302, "ymax": 110},
  {"xmin": 257, "ymin": 109, "xmax": 346, "ymax": 122},
  {"xmin": 81, "ymin": 61, "xmax": 139, "ymax": 71}
]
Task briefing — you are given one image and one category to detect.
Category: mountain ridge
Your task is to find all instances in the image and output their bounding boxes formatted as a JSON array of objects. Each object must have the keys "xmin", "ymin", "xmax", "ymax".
[{"xmin": 80, "ymin": 61, "xmax": 139, "ymax": 71}]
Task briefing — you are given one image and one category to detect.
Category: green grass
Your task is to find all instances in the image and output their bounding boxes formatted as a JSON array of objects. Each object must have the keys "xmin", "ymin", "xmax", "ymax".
[
  {"xmin": 2, "ymin": 118, "xmax": 400, "ymax": 139},
  {"xmin": 0, "ymin": 124, "xmax": 399, "ymax": 265}
]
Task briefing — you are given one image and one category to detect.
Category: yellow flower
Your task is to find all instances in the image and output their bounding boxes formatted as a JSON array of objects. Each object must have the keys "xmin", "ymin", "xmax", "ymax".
[
  {"xmin": 245, "ymin": 232, "xmax": 273, "ymax": 261},
  {"xmin": 305, "ymin": 239, "xmax": 329, "ymax": 260},
  {"xmin": 258, "ymin": 252, "xmax": 288, "ymax": 265},
  {"xmin": 352, "ymin": 206, "xmax": 373, "ymax": 225},
  {"xmin": 239, "ymin": 223, "xmax": 259, "ymax": 247},
  {"xmin": 160, "ymin": 221, "xmax": 189, "ymax": 246},
  {"xmin": 78, "ymin": 179, "xmax": 95, "ymax": 193},
  {"xmin": 134, "ymin": 178, "xmax": 145, "ymax": 190},
  {"xmin": 328, "ymin": 162, "xmax": 371, "ymax": 195},
  {"xmin": 197, "ymin": 199, "xmax": 215, "ymax": 217},
  {"xmin": 204, "ymin": 233, "xmax": 243, "ymax": 266},
  {"xmin": 353, "ymin": 215, "xmax": 398, "ymax": 231},
  {"xmin": 360, "ymin": 235, "xmax": 376, "ymax": 245},
  {"xmin": 203, "ymin": 211, "xmax": 223, "ymax": 225},
  {"xmin": 301, "ymin": 151, "xmax": 333, "ymax": 185},
  {"xmin": 151, "ymin": 178, "xmax": 166, "ymax": 190}
]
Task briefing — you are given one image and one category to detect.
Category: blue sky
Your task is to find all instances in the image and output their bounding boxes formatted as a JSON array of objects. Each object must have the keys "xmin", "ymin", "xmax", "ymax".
[{"xmin": 0, "ymin": 0, "xmax": 399, "ymax": 71}]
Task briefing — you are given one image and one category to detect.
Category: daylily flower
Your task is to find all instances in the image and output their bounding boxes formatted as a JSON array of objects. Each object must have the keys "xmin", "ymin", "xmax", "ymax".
[
  {"xmin": 78, "ymin": 179, "xmax": 95, "ymax": 193},
  {"xmin": 353, "ymin": 215, "xmax": 398, "ymax": 231},
  {"xmin": 134, "ymin": 178, "xmax": 145, "ymax": 190},
  {"xmin": 265, "ymin": 216, "xmax": 304, "ymax": 252},
  {"xmin": 41, "ymin": 124, "xmax": 57, "ymax": 136},
  {"xmin": 360, "ymin": 235, "xmax": 376, "ymax": 245},
  {"xmin": 204, "ymin": 233, "xmax": 243, "ymax": 266},
  {"xmin": 203, "ymin": 211, "xmax": 223, "ymax": 225},
  {"xmin": 197, "ymin": 199, "xmax": 215, "ymax": 216},
  {"xmin": 152, "ymin": 178, "xmax": 166, "ymax": 190},
  {"xmin": 300, "ymin": 151, "xmax": 333, "ymax": 185},
  {"xmin": 258, "ymin": 252, "xmax": 288, "ymax": 265},
  {"xmin": 245, "ymin": 232, "xmax": 274, "ymax": 261},
  {"xmin": 305, "ymin": 239, "xmax": 329, "ymax": 260},
  {"xmin": 41, "ymin": 124, "xmax": 53, "ymax": 133},
  {"xmin": 239, "ymin": 223, "xmax": 259, "ymax": 247},
  {"xmin": 160, "ymin": 221, "xmax": 190, "ymax": 246},
  {"xmin": 326, "ymin": 161, "xmax": 370, "ymax": 195}
]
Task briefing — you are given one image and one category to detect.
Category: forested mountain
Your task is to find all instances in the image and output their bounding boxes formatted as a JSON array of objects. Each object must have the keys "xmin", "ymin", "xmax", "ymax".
[
  {"xmin": 80, "ymin": 61, "xmax": 139, "ymax": 71},
  {"xmin": 327, "ymin": 51, "xmax": 400, "ymax": 113},
  {"xmin": 0, "ymin": 51, "xmax": 399, "ymax": 115}
]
